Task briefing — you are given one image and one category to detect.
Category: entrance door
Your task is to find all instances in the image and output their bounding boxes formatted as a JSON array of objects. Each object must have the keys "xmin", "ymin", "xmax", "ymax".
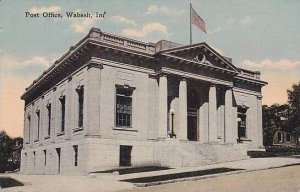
[
  {"xmin": 56, "ymin": 148, "xmax": 61, "ymax": 174},
  {"xmin": 187, "ymin": 89, "xmax": 200, "ymax": 141},
  {"xmin": 188, "ymin": 108, "xmax": 198, "ymax": 141},
  {"xmin": 119, "ymin": 145, "xmax": 132, "ymax": 166}
]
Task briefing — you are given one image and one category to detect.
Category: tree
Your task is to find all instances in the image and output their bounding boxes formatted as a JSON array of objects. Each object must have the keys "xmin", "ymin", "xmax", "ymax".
[
  {"xmin": 287, "ymin": 82, "xmax": 300, "ymax": 144},
  {"xmin": 262, "ymin": 104, "xmax": 290, "ymax": 146},
  {"xmin": 0, "ymin": 131, "xmax": 22, "ymax": 173}
]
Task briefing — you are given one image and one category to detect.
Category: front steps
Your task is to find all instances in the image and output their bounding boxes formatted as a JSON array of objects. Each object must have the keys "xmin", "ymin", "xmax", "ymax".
[{"xmin": 154, "ymin": 139, "xmax": 249, "ymax": 167}]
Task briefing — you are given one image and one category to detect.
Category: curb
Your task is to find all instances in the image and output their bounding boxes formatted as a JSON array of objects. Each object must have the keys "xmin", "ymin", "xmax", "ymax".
[{"xmin": 132, "ymin": 163, "xmax": 300, "ymax": 187}]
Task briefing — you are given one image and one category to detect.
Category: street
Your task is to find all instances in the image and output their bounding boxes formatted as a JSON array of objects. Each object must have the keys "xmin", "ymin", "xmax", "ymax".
[{"xmin": 118, "ymin": 165, "xmax": 300, "ymax": 192}]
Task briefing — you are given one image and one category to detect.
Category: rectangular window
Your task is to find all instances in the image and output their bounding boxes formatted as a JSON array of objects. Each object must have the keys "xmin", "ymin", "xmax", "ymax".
[
  {"xmin": 24, "ymin": 152, "xmax": 27, "ymax": 166},
  {"xmin": 27, "ymin": 115, "xmax": 31, "ymax": 143},
  {"xmin": 73, "ymin": 145, "xmax": 78, "ymax": 166},
  {"xmin": 59, "ymin": 96, "xmax": 66, "ymax": 133},
  {"xmin": 278, "ymin": 132, "xmax": 283, "ymax": 142},
  {"xmin": 33, "ymin": 151, "xmax": 36, "ymax": 166},
  {"xmin": 76, "ymin": 86, "xmax": 84, "ymax": 128},
  {"xmin": 36, "ymin": 110, "xmax": 40, "ymax": 140},
  {"xmin": 119, "ymin": 145, "xmax": 132, "ymax": 166},
  {"xmin": 238, "ymin": 106, "xmax": 248, "ymax": 139},
  {"xmin": 43, "ymin": 150, "xmax": 47, "ymax": 166},
  {"xmin": 286, "ymin": 133, "xmax": 291, "ymax": 142},
  {"xmin": 47, "ymin": 104, "xmax": 51, "ymax": 136},
  {"xmin": 116, "ymin": 86, "xmax": 133, "ymax": 127}
]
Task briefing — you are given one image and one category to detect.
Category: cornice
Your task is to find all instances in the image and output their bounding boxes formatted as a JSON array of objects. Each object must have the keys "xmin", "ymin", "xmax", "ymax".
[{"xmin": 235, "ymin": 75, "xmax": 268, "ymax": 86}]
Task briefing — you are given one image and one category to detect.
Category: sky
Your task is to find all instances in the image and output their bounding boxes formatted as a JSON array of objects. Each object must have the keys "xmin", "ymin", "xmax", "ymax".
[{"xmin": 0, "ymin": 0, "xmax": 300, "ymax": 137}]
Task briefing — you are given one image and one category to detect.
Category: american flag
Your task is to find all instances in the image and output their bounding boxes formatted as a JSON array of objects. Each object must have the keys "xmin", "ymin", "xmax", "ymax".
[{"xmin": 191, "ymin": 6, "xmax": 206, "ymax": 33}]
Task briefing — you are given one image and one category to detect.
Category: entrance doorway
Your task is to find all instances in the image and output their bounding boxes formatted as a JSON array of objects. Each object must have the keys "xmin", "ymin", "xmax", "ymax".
[
  {"xmin": 187, "ymin": 89, "xmax": 200, "ymax": 141},
  {"xmin": 119, "ymin": 145, "xmax": 132, "ymax": 166},
  {"xmin": 188, "ymin": 108, "xmax": 198, "ymax": 141},
  {"xmin": 56, "ymin": 148, "xmax": 61, "ymax": 174}
]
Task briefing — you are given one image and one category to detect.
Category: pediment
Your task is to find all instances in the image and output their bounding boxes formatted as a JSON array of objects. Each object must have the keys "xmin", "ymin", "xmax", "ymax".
[{"xmin": 159, "ymin": 42, "xmax": 239, "ymax": 73}]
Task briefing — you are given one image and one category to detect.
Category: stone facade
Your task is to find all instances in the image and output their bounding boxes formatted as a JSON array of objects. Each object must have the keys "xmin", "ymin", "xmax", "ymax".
[{"xmin": 20, "ymin": 28, "xmax": 267, "ymax": 175}]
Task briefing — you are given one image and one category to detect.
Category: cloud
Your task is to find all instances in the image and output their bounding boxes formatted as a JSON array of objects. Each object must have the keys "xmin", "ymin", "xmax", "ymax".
[
  {"xmin": 241, "ymin": 59, "xmax": 300, "ymax": 105},
  {"xmin": 0, "ymin": 75, "xmax": 31, "ymax": 137},
  {"xmin": 242, "ymin": 59, "xmax": 299, "ymax": 70},
  {"xmin": 67, "ymin": 9, "xmax": 102, "ymax": 33},
  {"xmin": 208, "ymin": 16, "xmax": 254, "ymax": 34},
  {"xmin": 30, "ymin": 6, "xmax": 61, "ymax": 14},
  {"xmin": 146, "ymin": 5, "xmax": 185, "ymax": 16},
  {"xmin": 111, "ymin": 16, "xmax": 137, "ymax": 26},
  {"xmin": 0, "ymin": 55, "xmax": 52, "ymax": 137},
  {"xmin": 121, "ymin": 22, "xmax": 169, "ymax": 38},
  {"xmin": 238, "ymin": 16, "xmax": 253, "ymax": 27},
  {"xmin": 70, "ymin": 17, "xmax": 96, "ymax": 33},
  {"xmin": 23, "ymin": 56, "xmax": 50, "ymax": 67},
  {"xmin": 0, "ymin": 55, "xmax": 51, "ymax": 78}
]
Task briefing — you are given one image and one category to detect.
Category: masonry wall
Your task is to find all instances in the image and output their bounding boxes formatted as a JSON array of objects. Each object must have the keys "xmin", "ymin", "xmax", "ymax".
[
  {"xmin": 21, "ymin": 57, "xmax": 265, "ymax": 174},
  {"xmin": 233, "ymin": 88, "xmax": 263, "ymax": 150},
  {"xmin": 21, "ymin": 59, "xmax": 160, "ymax": 174},
  {"xmin": 21, "ymin": 65, "xmax": 91, "ymax": 174}
]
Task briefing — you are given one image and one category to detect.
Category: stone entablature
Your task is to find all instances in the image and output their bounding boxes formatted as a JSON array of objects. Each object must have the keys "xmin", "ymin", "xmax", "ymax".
[{"xmin": 21, "ymin": 28, "xmax": 266, "ymax": 104}]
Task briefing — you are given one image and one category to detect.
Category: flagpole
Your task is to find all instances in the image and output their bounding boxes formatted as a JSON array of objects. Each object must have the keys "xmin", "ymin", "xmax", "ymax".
[{"xmin": 190, "ymin": 3, "xmax": 192, "ymax": 45}]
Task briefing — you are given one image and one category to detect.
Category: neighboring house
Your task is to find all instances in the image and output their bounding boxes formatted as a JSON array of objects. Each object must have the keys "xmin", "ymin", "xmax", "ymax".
[
  {"xmin": 20, "ymin": 28, "xmax": 267, "ymax": 175},
  {"xmin": 273, "ymin": 130, "xmax": 297, "ymax": 145},
  {"xmin": 11, "ymin": 139, "xmax": 23, "ymax": 165}
]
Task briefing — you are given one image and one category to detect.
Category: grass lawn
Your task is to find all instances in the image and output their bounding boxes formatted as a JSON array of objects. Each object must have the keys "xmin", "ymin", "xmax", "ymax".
[
  {"xmin": 0, "ymin": 177, "xmax": 24, "ymax": 188},
  {"xmin": 122, "ymin": 167, "xmax": 242, "ymax": 183},
  {"xmin": 91, "ymin": 166, "xmax": 172, "ymax": 175},
  {"xmin": 248, "ymin": 151, "xmax": 300, "ymax": 158}
]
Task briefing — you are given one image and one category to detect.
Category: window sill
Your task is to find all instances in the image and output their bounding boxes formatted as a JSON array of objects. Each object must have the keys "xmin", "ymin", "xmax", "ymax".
[
  {"xmin": 73, "ymin": 127, "xmax": 84, "ymax": 133},
  {"xmin": 57, "ymin": 132, "xmax": 65, "ymax": 136},
  {"xmin": 113, "ymin": 127, "xmax": 138, "ymax": 132},
  {"xmin": 237, "ymin": 138, "xmax": 252, "ymax": 142},
  {"xmin": 44, "ymin": 135, "xmax": 50, "ymax": 140},
  {"xmin": 34, "ymin": 139, "xmax": 39, "ymax": 142}
]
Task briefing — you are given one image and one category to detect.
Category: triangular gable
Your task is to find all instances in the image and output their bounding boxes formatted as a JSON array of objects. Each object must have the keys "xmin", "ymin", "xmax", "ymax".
[{"xmin": 158, "ymin": 42, "xmax": 239, "ymax": 73}]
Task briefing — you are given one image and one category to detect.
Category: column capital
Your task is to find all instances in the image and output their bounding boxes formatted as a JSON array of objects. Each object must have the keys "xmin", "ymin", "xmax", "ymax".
[
  {"xmin": 67, "ymin": 75, "xmax": 72, "ymax": 82},
  {"xmin": 209, "ymin": 83, "xmax": 217, "ymax": 88},
  {"xmin": 178, "ymin": 75, "xmax": 188, "ymax": 81},
  {"xmin": 226, "ymin": 85, "xmax": 234, "ymax": 89},
  {"xmin": 148, "ymin": 73, "xmax": 157, "ymax": 79},
  {"xmin": 87, "ymin": 62, "xmax": 103, "ymax": 70},
  {"xmin": 257, "ymin": 95, "xmax": 263, "ymax": 100},
  {"xmin": 156, "ymin": 70, "xmax": 171, "ymax": 78},
  {"xmin": 159, "ymin": 72, "xmax": 170, "ymax": 78}
]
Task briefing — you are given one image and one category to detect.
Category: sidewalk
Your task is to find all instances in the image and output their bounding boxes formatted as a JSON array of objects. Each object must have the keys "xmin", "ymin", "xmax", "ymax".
[{"xmin": 1, "ymin": 157, "xmax": 300, "ymax": 192}]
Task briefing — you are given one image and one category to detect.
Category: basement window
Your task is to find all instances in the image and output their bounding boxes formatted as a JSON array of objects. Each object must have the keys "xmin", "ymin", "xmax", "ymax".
[{"xmin": 119, "ymin": 145, "xmax": 132, "ymax": 166}]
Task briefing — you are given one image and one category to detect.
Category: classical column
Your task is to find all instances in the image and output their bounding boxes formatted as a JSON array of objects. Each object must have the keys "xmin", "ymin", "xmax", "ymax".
[
  {"xmin": 257, "ymin": 96, "xmax": 263, "ymax": 147},
  {"xmin": 178, "ymin": 78, "xmax": 188, "ymax": 140},
  {"xmin": 24, "ymin": 111, "xmax": 29, "ymax": 144},
  {"xmin": 208, "ymin": 84, "xmax": 218, "ymax": 142},
  {"xmin": 86, "ymin": 63, "xmax": 103, "ymax": 137},
  {"xmin": 29, "ymin": 106, "xmax": 33, "ymax": 145},
  {"xmin": 50, "ymin": 87, "xmax": 56, "ymax": 143},
  {"xmin": 198, "ymin": 87, "xmax": 209, "ymax": 143},
  {"xmin": 225, "ymin": 87, "xmax": 234, "ymax": 143},
  {"xmin": 158, "ymin": 74, "xmax": 168, "ymax": 138},
  {"xmin": 65, "ymin": 77, "xmax": 73, "ymax": 140}
]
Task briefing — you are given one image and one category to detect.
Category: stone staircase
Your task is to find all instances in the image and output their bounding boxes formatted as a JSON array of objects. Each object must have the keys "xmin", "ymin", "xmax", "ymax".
[{"xmin": 156, "ymin": 140, "xmax": 249, "ymax": 168}]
